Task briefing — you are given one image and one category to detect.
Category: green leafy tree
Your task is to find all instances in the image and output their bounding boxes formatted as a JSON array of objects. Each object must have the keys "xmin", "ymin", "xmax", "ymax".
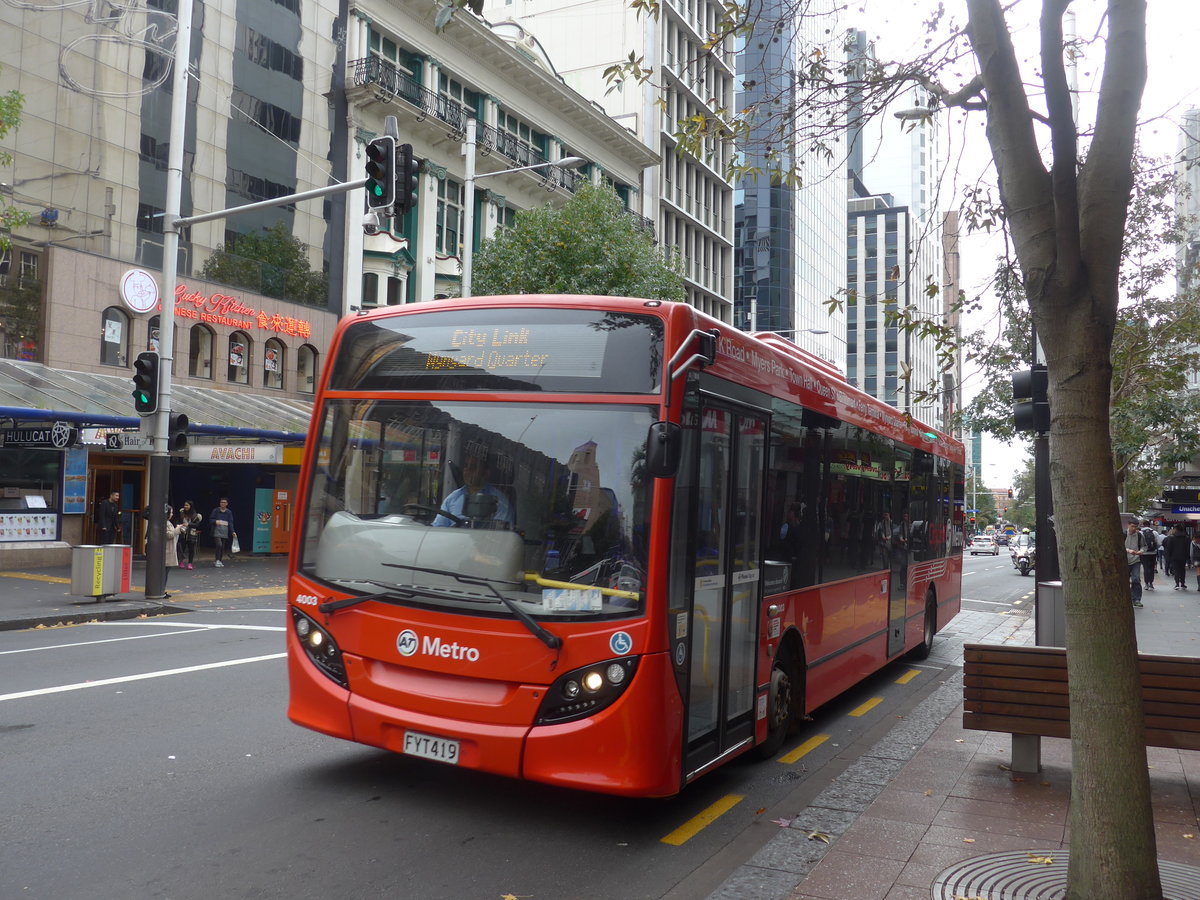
[
  {"xmin": 199, "ymin": 221, "xmax": 328, "ymax": 306},
  {"xmin": 1, "ymin": 69, "xmax": 31, "ymax": 246},
  {"xmin": 470, "ymin": 183, "xmax": 685, "ymax": 302},
  {"xmin": 602, "ymin": 0, "xmax": 1166, "ymax": 893},
  {"xmin": 964, "ymin": 155, "xmax": 1200, "ymax": 515}
]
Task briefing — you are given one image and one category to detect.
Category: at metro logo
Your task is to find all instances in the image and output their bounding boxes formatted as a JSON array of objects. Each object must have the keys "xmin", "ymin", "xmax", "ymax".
[{"xmin": 422, "ymin": 635, "xmax": 481, "ymax": 662}]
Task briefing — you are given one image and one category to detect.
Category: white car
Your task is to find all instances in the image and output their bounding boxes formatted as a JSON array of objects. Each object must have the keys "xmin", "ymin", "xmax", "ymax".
[{"xmin": 969, "ymin": 535, "xmax": 999, "ymax": 556}]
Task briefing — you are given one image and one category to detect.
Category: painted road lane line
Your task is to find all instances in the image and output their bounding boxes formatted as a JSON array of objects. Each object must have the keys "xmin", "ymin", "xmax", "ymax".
[
  {"xmin": 895, "ymin": 668, "xmax": 921, "ymax": 684},
  {"xmin": 0, "ymin": 653, "xmax": 286, "ymax": 702},
  {"xmin": 661, "ymin": 794, "xmax": 745, "ymax": 846},
  {"xmin": 778, "ymin": 733, "xmax": 829, "ymax": 765},
  {"xmin": 848, "ymin": 697, "xmax": 883, "ymax": 717}
]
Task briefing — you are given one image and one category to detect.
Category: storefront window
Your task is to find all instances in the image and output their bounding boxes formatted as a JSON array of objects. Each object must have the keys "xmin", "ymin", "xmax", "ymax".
[
  {"xmin": 100, "ymin": 307, "xmax": 129, "ymax": 367},
  {"xmin": 264, "ymin": 338, "xmax": 285, "ymax": 390},
  {"xmin": 298, "ymin": 344, "xmax": 318, "ymax": 394},
  {"xmin": 189, "ymin": 324, "xmax": 215, "ymax": 378},
  {"xmin": 0, "ymin": 448, "xmax": 61, "ymax": 542},
  {"xmin": 227, "ymin": 330, "xmax": 251, "ymax": 384}
]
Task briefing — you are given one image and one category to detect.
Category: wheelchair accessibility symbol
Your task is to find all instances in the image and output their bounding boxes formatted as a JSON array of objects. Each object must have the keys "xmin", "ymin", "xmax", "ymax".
[{"xmin": 609, "ymin": 631, "xmax": 632, "ymax": 655}]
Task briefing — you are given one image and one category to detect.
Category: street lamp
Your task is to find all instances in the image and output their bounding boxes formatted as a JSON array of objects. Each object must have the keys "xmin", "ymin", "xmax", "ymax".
[{"xmin": 461, "ymin": 118, "xmax": 587, "ymax": 298}]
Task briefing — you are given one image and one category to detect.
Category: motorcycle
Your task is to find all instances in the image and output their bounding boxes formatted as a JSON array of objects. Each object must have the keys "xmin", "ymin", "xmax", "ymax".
[{"xmin": 1011, "ymin": 543, "xmax": 1035, "ymax": 576}]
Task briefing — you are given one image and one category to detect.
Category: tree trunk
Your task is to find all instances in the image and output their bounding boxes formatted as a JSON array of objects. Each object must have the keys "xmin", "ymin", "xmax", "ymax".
[
  {"xmin": 963, "ymin": 0, "xmax": 1161, "ymax": 896},
  {"xmin": 1039, "ymin": 296, "xmax": 1162, "ymax": 899}
]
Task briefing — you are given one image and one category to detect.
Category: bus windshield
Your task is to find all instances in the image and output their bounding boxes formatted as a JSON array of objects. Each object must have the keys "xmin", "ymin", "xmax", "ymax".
[{"xmin": 298, "ymin": 399, "xmax": 655, "ymax": 618}]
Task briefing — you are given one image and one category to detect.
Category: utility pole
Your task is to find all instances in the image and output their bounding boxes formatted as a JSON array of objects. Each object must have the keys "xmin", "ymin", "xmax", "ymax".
[{"xmin": 141, "ymin": 21, "xmax": 372, "ymax": 597}]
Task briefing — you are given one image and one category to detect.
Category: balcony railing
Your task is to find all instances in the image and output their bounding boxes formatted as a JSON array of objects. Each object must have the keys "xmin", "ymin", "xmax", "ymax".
[{"xmin": 351, "ymin": 56, "xmax": 578, "ymax": 193}]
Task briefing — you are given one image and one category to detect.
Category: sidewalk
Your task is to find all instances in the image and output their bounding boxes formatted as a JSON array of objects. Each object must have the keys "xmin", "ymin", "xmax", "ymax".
[
  {"xmin": 0, "ymin": 552, "xmax": 289, "ymax": 631},
  {"xmin": 709, "ymin": 594, "xmax": 1200, "ymax": 900}
]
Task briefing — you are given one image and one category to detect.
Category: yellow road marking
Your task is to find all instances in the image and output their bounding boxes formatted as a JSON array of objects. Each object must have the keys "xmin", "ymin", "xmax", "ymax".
[
  {"xmin": 160, "ymin": 587, "xmax": 286, "ymax": 602},
  {"xmin": 0, "ymin": 572, "xmax": 71, "ymax": 584},
  {"xmin": 848, "ymin": 697, "xmax": 883, "ymax": 717},
  {"xmin": 661, "ymin": 794, "xmax": 744, "ymax": 846},
  {"xmin": 777, "ymin": 733, "xmax": 829, "ymax": 765},
  {"xmin": 895, "ymin": 668, "xmax": 921, "ymax": 685}
]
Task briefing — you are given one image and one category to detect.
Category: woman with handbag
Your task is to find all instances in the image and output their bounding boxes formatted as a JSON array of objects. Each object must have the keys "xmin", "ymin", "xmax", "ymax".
[
  {"xmin": 176, "ymin": 501, "xmax": 202, "ymax": 569},
  {"xmin": 209, "ymin": 497, "xmax": 236, "ymax": 567}
]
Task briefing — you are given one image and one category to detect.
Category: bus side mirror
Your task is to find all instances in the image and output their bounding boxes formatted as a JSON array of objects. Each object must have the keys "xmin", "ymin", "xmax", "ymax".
[{"xmin": 646, "ymin": 421, "xmax": 681, "ymax": 478}]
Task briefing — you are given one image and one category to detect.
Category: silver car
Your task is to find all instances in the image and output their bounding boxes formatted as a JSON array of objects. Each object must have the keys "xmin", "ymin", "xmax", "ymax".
[{"xmin": 969, "ymin": 535, "xmax": 999, "ymax": 556}]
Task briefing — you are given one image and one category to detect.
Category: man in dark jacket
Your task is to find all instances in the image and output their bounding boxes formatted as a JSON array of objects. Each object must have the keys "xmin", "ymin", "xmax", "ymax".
[
  {"xmin": 1139, "ymin": 521, "xmax": 1159, "ymax": 590},
  {"xmin": 1163, "ymin": 525, "xmax": 1191, "ymax": 590},
  {"xmin": 97, "ymin": 491, "xmax": 123, "ymax": 544}
]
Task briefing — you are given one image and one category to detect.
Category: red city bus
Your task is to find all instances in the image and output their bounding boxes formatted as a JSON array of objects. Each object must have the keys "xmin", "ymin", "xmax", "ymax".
[{"xmin": 287, "ymin": 295, "xmax": 964, "ymax": 797}]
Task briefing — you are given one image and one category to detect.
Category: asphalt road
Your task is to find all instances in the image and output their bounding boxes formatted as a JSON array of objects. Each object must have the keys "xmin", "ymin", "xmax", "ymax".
[{"xmin": 0, "ymin": 564, "xmax": 1028, "ymax": 900}]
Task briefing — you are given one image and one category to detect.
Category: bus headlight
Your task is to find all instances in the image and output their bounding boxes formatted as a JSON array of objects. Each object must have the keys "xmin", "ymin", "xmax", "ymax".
[
  {"xmin": 291, "ymin": 607, "xmax": 348, "ymax": 689},
  {"xmin": 535, "ymin": 656, "xmax": 638, "ymax": 725}
]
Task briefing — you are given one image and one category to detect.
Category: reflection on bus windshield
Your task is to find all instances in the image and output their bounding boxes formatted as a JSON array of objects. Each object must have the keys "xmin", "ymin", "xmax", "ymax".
[{"xmin": 300, "ymin": 400, "xmax": 656, "ymax": 617}]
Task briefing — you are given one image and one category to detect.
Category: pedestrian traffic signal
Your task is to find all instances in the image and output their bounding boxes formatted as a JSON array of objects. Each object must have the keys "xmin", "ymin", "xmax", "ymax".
[
  {"xmin": 395, "ymin": 143, "xmax": 419, "ymax": 217},
  {"xmin": 1012, "ymin": 365, "xmax": 1049, "ymax": 433},
  {"xmin": 364, "ymin": 135, "xmax": 396, "ymax": 212},
  {"xmin": 132, "ymin": 351, "xmax": 160, "ymax": 415},
  {"xmin": 167, "ymin": 412, "xmax": 189, "ymax": 452}
]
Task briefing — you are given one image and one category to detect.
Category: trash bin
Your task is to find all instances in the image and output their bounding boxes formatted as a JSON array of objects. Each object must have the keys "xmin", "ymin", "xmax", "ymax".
[
  {"xmin": 1035, "ymin": 580, "xmax": 1065, "ymax": 647},
  {"xmin": 70, "ymin": 544, "xmax": 133, "ymax": 601}
]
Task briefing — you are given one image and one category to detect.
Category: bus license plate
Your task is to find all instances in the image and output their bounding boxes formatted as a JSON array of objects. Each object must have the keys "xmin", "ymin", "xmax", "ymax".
[{"xmin": 402, "ymin": 731, "xmax": 460, "ymax": 765}]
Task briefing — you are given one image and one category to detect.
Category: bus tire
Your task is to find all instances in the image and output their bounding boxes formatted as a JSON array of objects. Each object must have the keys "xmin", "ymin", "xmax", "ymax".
[
  {"xmin": 910, "ymin": 594, "xmax": 937, "ymax": 660},
  {"xmin": 753, "ymin": 645, "xmax": 801, "ymax": 759}
]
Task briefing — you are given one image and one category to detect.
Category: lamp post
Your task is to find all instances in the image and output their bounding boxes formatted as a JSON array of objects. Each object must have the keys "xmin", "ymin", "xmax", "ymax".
[{"xmin": 461, "ymin": 118, "xmax": 587, "ymax": 298}]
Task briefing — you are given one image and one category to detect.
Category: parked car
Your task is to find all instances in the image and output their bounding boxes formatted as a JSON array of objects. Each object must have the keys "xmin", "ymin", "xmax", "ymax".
[{"xmin": 969, "ymin": 535, "xmax": 1000, "ymax": 556}]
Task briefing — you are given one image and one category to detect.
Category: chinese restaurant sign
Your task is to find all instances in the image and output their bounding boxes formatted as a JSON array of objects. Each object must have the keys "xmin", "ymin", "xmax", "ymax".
[{"xmin": 169, "ymin": 284, "xmax": 313, "ymax": 339}]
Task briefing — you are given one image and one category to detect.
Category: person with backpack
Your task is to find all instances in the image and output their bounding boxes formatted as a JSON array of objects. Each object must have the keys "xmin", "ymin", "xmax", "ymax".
[
  {"xmin": 1139, "ymin": 521, "xmax": 1159, "ymax": 590},
  {"xmin": 1124, "ymin": 521, "xmax": 1145, "ymax": 608}
]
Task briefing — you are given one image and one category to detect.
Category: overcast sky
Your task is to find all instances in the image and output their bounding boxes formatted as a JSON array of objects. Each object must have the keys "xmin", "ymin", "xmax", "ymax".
[{"xmin": 858, "ymin": 0, "xmax": 1197, "ymax": 490}]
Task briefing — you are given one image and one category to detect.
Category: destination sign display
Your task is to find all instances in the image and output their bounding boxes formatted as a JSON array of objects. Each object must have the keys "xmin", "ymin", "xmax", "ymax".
[
  {"xmin": 420, "ymin": 325, "xmax": 604, "ymax": 378},
  {"xmin": 333, "ymin": 308, "xmax": 663, "ymax": 394}
]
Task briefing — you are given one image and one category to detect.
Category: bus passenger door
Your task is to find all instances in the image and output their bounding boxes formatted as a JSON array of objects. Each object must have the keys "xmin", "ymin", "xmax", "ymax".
[{"xmin": 680, "ymin": 402, "xmax": 765, "ymax": 778}]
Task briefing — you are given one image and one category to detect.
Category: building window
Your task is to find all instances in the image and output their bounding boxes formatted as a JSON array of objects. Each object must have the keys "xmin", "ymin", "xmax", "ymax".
[
  {"xmin": 263, "ymin": 338, "xmax": 285, "ymax": 390},
  {"xmin": 386, "ymin": 276, "xmax": 403, "ymax": 305},
  {"xmin": 100, "ymin": 307, "xmax": 129, "ymax": 367},
  {"xmin": 227, "ymin": 331, "xmax": 251, "ymax": 384},
  {"xmin": 297, "ymin": 344, "xmax": 318, "ymax": 394},
  {"xmin": 436, "ymin": 177, "xmax": 464, "ymax": 256},
  {"xmin": 189, "ymin": 325, "xmax": 214, "ymax": 379},
  {"xmin": 362, "ymin": 272, "xmax": 379, "ymax": 308}
]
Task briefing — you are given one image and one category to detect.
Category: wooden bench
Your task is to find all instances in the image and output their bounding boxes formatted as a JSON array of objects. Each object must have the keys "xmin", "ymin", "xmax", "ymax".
[{"xmin": 962, "ymin": 643, "xmax": 1200, "ymax": 773}]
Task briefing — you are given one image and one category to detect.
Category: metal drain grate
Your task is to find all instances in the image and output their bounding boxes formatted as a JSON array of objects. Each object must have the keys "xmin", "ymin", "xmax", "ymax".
[{"xmin": 932, "ymin": 850, "xmax": 1200, "ymax": 900}]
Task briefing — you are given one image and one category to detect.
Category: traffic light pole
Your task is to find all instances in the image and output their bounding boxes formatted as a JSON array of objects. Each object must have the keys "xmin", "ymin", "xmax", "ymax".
[{"xmin": 144, "ymin": 0, "xmax": 374, "ymax": 597}]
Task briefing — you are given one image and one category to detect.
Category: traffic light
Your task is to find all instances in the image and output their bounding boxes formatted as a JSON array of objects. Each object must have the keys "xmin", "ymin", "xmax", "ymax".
[
  {"xmin": 1007, "ymin": 488, "xmax": 1014, "ymax": 499},
  {"xmin": 395, "ymin": 143, "xmax": 419, "ymax": 217},
  {"xmin": 364, "ymin": 135, "xmax": 397, "ymax": 211},
  {"xmin": 132, "ymin": 351, "xmax": 160, "ymax": 415},
  {"xmin": 1012, "ymin": 364, "xmax": 1049, "ymax": 433},
  {"xmin": 167, "ymin": 412, "xmax": 189, "ymax": 452}
]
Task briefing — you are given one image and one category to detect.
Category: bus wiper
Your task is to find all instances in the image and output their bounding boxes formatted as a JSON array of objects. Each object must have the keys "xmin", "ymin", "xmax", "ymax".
[
  {"xmin": 382, "ymin": 562, "xmax": 562, "ymax": 651},
  {"xmin": 320, "ymin": 579, "xmax": 418, "ymax": 613}
]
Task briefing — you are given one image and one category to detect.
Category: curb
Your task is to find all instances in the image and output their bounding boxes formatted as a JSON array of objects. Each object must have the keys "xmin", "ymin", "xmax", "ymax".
[{"xmin": 0, "ymin": 602, "xmax": 191, "ymax": 632}]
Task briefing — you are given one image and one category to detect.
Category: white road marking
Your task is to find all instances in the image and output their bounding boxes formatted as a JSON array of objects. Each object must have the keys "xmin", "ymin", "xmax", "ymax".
[
  {"xmin": 0, "ymin": 621, "xmax": 286, "ymax": 655},
  {"xmin": 0, "ymin": 653, "xmax": 287, "ymax": 702}
]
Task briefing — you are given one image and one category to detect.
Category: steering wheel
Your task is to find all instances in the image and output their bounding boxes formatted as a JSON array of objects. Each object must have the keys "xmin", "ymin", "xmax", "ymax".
[{"xmin": 398, "ymin": 503, "xmax": 466, "ymax": 527}]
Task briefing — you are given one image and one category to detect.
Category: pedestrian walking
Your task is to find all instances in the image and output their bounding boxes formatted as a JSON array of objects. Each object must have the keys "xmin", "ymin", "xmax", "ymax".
[
  {"xmin": 176, "ymin": 501, "xmax": 202, "ymax": 569},
  {"xmin": 1158, "ymin": 530, "xmax": 1167, "ymax": 573},
  {"xmin": 96, "ymin": 491, "xmax": 123, "ymax": 544},
  {"xmin": 163, "ymin": 506, "xmax": 185, "ymax": 598},
  {"xmin": 1163, "ymin": 525, "xmax": 1191, "ymax": 590},
  {"xmin": 1125, "ymin": 521, "xmax": 1145, "ymax": 608},
  {"xmin": 209, "ymin": 497, "xmax": 236, "ymax": 567},
  {"xmin": 1191, "ymin": 533, "xmax": 1200, "ymax": 592},
  {"xmin": 1139, "ymin": 520, "xmax": 1159, "ymax": 589}
]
